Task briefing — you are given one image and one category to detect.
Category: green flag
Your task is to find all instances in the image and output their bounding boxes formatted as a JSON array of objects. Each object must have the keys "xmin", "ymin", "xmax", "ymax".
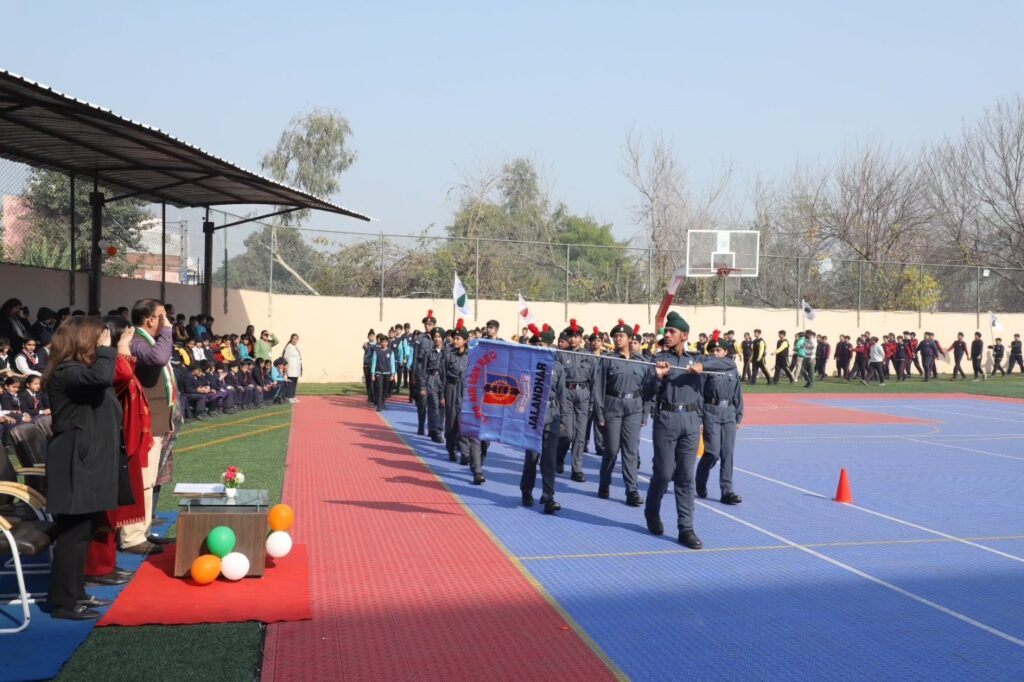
[{"xmin": 453, "ymin": 272, "xmax": 471, "ymax": 315}]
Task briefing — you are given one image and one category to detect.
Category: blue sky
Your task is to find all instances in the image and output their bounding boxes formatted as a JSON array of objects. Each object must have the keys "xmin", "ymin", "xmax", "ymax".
[{"xmin": 4, "ymin": 2, "xmax": 1022, "ymax": 241}]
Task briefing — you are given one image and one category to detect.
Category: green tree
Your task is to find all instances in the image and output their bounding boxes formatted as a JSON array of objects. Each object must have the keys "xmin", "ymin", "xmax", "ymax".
[
  {"xmin": 15, "ymin": 169, "xmax": 148, "ymax": 274},
  {"xmin": 215, "ymin": 109, "xmax": 357, "ymax": 293}
]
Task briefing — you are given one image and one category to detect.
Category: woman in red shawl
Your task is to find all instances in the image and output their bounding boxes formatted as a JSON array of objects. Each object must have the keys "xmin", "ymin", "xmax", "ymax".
[{"xmin": 84, "ymin": 318, "xmax": 153, "ymax": 585}]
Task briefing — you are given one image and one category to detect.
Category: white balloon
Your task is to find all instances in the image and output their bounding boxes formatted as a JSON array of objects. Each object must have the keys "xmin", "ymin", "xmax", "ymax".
[
  {"xmin": 220, "ymin": 552, "xmax": 250, "ymax": 581},
  {"xmin": 265, "ymin": 531, "xmax": 293, "ymax": 559}
]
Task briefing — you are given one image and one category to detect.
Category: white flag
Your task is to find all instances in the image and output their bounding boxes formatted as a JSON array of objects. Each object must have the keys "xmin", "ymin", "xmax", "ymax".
[
  {"xmin": 801, "ymin": 299, "xmax": 816, "ymax": 322},
  {"xmin": 453, "ymin": 272, "xmax": 471, "ymax": 316},
  {"xmin": 990, "ymin": 311, "xmax": 1003, "ymax": 331},
  {"xmin": 517, "ymin": 293, "xmax": 534, "ymax": 325}
]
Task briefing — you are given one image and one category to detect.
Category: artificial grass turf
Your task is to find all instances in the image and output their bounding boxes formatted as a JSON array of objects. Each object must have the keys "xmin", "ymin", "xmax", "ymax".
[{"xmin": 55, "ymin": 406, "xmax": 292, "ymax": 682}]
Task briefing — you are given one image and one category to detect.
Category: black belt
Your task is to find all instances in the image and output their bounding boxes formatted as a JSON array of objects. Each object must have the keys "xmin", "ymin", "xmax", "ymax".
[
  {"xmin": 428, "ymin": 370, "xmax": 439, "ymax": 375},
  {"xmin": 610, "ymin": 391, "xmax": 638, "ymax": 399},
  {"xmin": 567, "ymin": 382, "xmax": 590, "ymax": 390},
  {"xmin": 705, "ymin": 398, "xmax": 732, "ymax": 406},
  {"xmin": 658, "ymin": 400, "xmax": 699, "ymax": 413}
]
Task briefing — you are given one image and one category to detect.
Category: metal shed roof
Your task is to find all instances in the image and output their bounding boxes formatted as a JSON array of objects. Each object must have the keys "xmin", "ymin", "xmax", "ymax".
[{"xmin": 0, "ymin": 69, "xmax": 371, "ymax": 221}]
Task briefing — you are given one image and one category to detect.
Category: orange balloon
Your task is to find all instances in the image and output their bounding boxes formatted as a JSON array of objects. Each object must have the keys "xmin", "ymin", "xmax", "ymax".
[
  {"xmin": 190, "ymin": 554, "xmax": 222, "ymax": 585},
  {"xmin": 105, "ymin": 245, "xmax": 119, "ymax": 257},
  {"xmin": 268, "ymin": 504, "xmax": 295, "ymax": 532}
]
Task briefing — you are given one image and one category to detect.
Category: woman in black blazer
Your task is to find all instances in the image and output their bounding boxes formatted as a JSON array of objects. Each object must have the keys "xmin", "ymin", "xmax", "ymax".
[{"xmin": 44, "ymin": 316, "xmax": 131, "ymax": 620}]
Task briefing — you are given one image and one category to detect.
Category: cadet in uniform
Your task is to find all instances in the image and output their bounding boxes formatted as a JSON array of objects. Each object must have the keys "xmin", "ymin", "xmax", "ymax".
[
  {"xmin": 1009, "ymin": 334, "xmax": 1024, "ymax": 374},
  {"xmin": 695, "ymin": 334, "xmax": 744, "ymax": 505},
  {"xmin": 520, "ymin": 323, "xmax": 566, "ymax": 514},
  {"xmin": 412, "ymin": 310, "xmax": 437, "ymax": 435},
  {"xmin": 641, "ymin": 311, "xmax": 734, "ymax": 549},
  {"xmin": 557, "ymin": 320, "xmax": 595, "ymax": 482},
  {"xmin": 970, "ymin": 332, "xmax": 987, "ymax": 381},
  {"xmin": 594, "ymin": 320, "xmax": 647, "ymax": 506},
  {"xmin": 440, "ymin": 320, "xmax": 485, "ymax": 484},
  {"xmin": 989, "ymin": 337, "xmax": 1006, "ymax": 377},
  {"xmin": 416, "ymin": 327, "xmax": 446, "ymax": 443},
  {"xmin": 584, "ymin": 327, "xmax": 606, "ymax": 459}
]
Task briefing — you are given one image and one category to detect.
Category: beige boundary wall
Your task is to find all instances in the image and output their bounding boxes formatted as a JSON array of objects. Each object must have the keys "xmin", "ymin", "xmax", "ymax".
[
  {"xmin": 212, "ymin": 290, "xmax": 1024, "ymax": 383},
  {"xmin": 0, "ymin": 262, "xmax": 1019, "ymax": 383}
]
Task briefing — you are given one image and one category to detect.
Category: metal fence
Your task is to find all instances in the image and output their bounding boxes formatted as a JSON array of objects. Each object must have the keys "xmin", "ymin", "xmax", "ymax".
[{"xmin": 3, "ymin": 158, "xmax": 1022, "ymax": 319}]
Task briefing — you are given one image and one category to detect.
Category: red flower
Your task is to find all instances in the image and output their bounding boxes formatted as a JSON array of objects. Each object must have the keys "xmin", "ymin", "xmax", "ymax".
[
  {"xmin": 227, "ymin": 466, "xmax": 239, "ymax": 473},
  {"xmin": 225, "ymin": 471, "xmax": 237, "ymax": 481}
]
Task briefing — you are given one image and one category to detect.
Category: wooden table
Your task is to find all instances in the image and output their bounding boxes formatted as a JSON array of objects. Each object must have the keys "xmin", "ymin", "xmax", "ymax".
[{"xmin": 174, "ymin": 489, "xmax": 270, "ymax": 578}]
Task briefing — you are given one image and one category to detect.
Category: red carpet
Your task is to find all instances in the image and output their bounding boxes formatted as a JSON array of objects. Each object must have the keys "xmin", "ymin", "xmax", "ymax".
[
  {"xmin": 261, "ymin": 396, "xmax": 618, "ymax": 682},
  {"xmin": 97, "ymin": 544, "xmax": 311, "ymax": 626}
]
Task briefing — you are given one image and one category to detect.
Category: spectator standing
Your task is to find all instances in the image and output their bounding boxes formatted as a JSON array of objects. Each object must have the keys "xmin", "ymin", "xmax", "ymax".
[
  {"xmin": 801, "ymin": 331, "xmax": 817, "ymax": 388},
  {"xmin": 44, "ymin": 317, "xmax": 124, "ymax": 620},
  {"xmin": 122, "ymin": 300, "xmax": 176, "ymax": 555},
  {"xmin": 0, "ymin": 298, "xmax": 31, "ymax": 356},
  {"xmin": 283, "ymin": 333, "xmax": 302, "ymax": 403},
  {"xmin": 254, "ymin": 329, "xmax": 279, "ymax": 362}
]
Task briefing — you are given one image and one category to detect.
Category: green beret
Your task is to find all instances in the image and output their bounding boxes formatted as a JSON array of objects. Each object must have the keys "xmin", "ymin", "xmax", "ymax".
[
  {"xmin": 705, "ymin": 338, "xmax": 729, "ymax": 351},
  {"xmin": 540, "ymin": 327, "xmax": 555, "ymax": 344},
  {"xmin": 665, "ymin": 312, "xmax": 689, "ymax": 333}
]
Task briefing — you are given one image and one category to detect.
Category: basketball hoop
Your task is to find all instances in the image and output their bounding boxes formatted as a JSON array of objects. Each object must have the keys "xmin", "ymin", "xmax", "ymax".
[{"xmin": 716, "ymin": 267, "xmax": 742, "ymax": 279}]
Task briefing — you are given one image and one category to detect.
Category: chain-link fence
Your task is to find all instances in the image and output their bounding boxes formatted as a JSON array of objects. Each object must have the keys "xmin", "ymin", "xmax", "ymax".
[
  {"xmin": 0, "ymin": 158, "xmax": 198, "ymax": 298},
  {"xmin": 4, "ymin": 158, "xmax": 1023, "ymax": 317}
]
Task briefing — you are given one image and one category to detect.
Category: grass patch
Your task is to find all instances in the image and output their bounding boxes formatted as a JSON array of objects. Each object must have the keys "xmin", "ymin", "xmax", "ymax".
[{"xmin": 57, "ymin": 406, "xmax": 292, "ymax": 682}]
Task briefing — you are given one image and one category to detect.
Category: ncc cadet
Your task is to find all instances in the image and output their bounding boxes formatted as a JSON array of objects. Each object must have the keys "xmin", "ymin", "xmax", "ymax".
[
  {"xmin": 556, "ymin": 319, "xmax": 596, "ymax": 483},
  {"xmin": 989, "ymin": 337, "xmax": 1006, "ymax": 376},
  {"xmin": 440, "ymin": 320, "xmax": 485, "ymax": 484},
  {"xmin": 970, "ymin": 331, "xmax": 987, "ymax": 381},
  {"xmin": 695, "ymin": 333, "xmax": 744, "ymax": 506},
  {"xmin": 478, "ymin": 319, "xmax": 502, "ymax": 459},
  {"xmin": 594, "ymin": 320, "xmax": 647, "ymax": 507},
  {"xmin": 1009, "ymin": 334, "xmax": 1024, "ymax": 374},
  {"xmin": 641, "ymin": 311, "xmax": 734, "ymax": 549},
  {"xmin": 584, "ymin": 327, "xmax": 606, "ymax": 459},
  {"xmin": 412, "ymin": 310, "xmax": 437, "ymax": 435},
  {"xmin": 362, "ymin": 329, "xmax": 376, "ymax": 403},
  {"xmin": 520, "ymin": 323, "xmax": 566, "ymax": 514},
  {"xmin": 416, "ymin": 326, "xmax": 446, "ymax": 442}
]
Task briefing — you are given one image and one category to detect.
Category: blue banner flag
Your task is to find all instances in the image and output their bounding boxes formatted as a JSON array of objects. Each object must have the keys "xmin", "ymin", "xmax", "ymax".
[{"xmin": 461, "ymin": 340, "xmax": 555, "ymax": 451}]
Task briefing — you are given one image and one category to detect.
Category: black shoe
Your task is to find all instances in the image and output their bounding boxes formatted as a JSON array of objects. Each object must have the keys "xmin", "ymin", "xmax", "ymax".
[
  {"xmin": 52, "ymin": 604, "xmax": 101, "ymax": 621},
  {"xmin": 121, "ymin": 541, "xmax": 163, "ymax": 555},
  {"xmin": 447, "ymin": 451, "xmax": 457, "ymax": 462},
  {"xmin": 431, "ymin": 433, "xmax": 443, "ymax": 443},
  {"xmin": 146, "ymin": 534, "xmax": 173, "ymax": 545},
  {"xmin": 417, "ymin": 427, "xmax": 425, "ymax": 436},
  {"xmin": 556, "ymin": 462, "xmax": 565, "ymax": 474},
  {"xmin": 194, "ymin": 413, "xmax": 208, "ymax": 421},
  {"xmin": 78, "ymin": 594, "xmax": 113, "ymax": 608},
  {"xmin": 570, "ymin": 472, "xmax": 586, "ymax": 483},
  {"xmin": 678, "ymin": 530, "xmax": 703, "ymax": 549},
  {"xmin": 720, "ymin": 492, "xmax": 743, "ymax": 505},
  {"xmin": 696, "ymin": 482, "xmax": 708, "ymax": 499},
  {"xmin": 645, "ymin": 510, "xmax": 664, "ymax": 536},
  {"xmin": 459, "ymin": 456, "xmax": 470, "ymax": 466},
  {"xmin": 521, "ymin": 492, "xmax": 534, "ymax": 507},
  {"xmin": 472, "ymin": 473, "xmax": 485, "ymax": 485},
  {"xmin": 626, "ymin": 491, "xmax": 644, "ymax": 507},
  {"xmin": 597, "ymin": 486, "xmax": 610, "ymax": 499},
  {"xmin": 543, "ymin": 499, "xmax": 561, "ymax": 514},
  {"xmin": 85, "ymin": 571, "xmax": 131, "ymax": 587}
]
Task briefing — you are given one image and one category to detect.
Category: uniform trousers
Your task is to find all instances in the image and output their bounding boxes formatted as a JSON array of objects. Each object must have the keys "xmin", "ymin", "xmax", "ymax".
[
  {"xmin": 423, "ymin": 374, "xmax": 443, "ymax": 435},
  {"xmin": 598, "ymin": 397, "xmax": 643, "ymax": 494},
  {"xmin": 49, "ymin": 512, "xmax": 100, "ymax": 609},
  {"xmin": 557, "ymin": 386, "xmax": 590, "ymax": 474},
  {"xmin": 696, "ymin": 402, "xmax": 737, "ymax": 496},
  {"xmin": 1008, "ymin": 355, "xmax": 1024, "ymax": 374},
  {"xmin": 645, "ymin": 409, "xmax": 702, "ymax": 532},
  {"xmin": 522, "ymin": 420, "xmax": 560, "ymax": 501}
]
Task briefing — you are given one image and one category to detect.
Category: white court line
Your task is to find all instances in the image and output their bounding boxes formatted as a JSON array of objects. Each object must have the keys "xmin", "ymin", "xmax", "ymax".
[
  {"xmin": 639, "ymin": 435, "xmax": 1024, "ymax": 560},
  {"xmin": 901, "ymin": 436, "xmax": 1024, "ymax": 463},
  {"xmin": 694, "ymin": 501, "xmax": 1024, "ymax": 649},
  {"xmin": 902, "ymin": 404, "xmax": 1024, "ymax": 425}
]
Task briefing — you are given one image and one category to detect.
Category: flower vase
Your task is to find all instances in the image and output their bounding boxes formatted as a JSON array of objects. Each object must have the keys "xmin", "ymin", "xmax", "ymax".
[{"xmin": 225, "ymin": 487, "xmax": 237, "ymax": 499}]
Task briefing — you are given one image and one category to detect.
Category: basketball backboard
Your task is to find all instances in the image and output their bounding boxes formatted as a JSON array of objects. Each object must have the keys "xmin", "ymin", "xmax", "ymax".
[{"xmin": 685, "ymin": 230, "xmax": 760, "ymax": 277}]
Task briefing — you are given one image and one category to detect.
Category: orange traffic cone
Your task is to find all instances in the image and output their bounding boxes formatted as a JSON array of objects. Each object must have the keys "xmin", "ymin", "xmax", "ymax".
[{"xmin": 834, "ymin": 468, "xmax": 853, "ymax": 504}]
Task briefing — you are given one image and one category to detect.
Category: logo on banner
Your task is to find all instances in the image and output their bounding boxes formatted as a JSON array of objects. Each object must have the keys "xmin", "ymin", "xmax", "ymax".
[{"xmin": 483, "ymin": 374, "xmax": 523, "ymax": 406}]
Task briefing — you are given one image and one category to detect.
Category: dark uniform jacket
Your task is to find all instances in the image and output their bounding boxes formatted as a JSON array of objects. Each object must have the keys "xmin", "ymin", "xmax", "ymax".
[
  {"xmin": 641, "ymin": 350, "xmax": 734, "ymax": 411},
  {"xmin": 700, "ymin": 366, "xmax": 744, "ymax": 425},
  {"xmin": 441, "ymin": 348, "xmax": 469, "ymax": 413},
  {"xmin": 18, "ymin": 389, "xmax": 49, "ymax": 415},
  {"xmin": 45, "ymin": 347, "xmax": 124, "ymax": 516},
  {"xmin": 970, "ymin": 339, "xmax": 984, "ymax": 361},
  {"xmin": 593, "ymin": 352, "xmax": 649, "ymax": 424}
]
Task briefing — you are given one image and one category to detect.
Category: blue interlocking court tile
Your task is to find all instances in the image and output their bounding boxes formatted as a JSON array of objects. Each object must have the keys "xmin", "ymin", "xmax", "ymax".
[{"xmin": 379, "ymin": 396, "xmax": 1024, "ymax": 680}]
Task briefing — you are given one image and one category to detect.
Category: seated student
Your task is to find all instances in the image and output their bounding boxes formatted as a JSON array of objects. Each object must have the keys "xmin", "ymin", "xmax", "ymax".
[
  {"xmin": 177, "ymin": 363, "xmax": 210, "ymax": 421},
  {"xmin": 175, "ymin": 339, "xmax": 193, "ymax": 368},
  {"xmin": 14, "ymin": 338, "xmax": 44, "ymax": 377},
  {"xmin": 190, "ymin": 338, "xmax": 206, "ymax": 364},
  {"xmin": 186, "ymin": 315, "xmax": 201, "ymax": 340},
  {"xmin": 173, "ymin": 314, "xmax": 190, "ymax": 344},
  {"xmin": 202, "ymin": 339, "xmax": 215, "ymax": 362},
  {"xmin": 218, "ymin": 361, "xmax": 247, "ymax": 409},
  {"xmin": 236, "ymin": 360, "xmax": 263, "ymax": 408},
  {"xmin": 0, "ymin": 377, "xmax": 32, "ymax": 438},
  {"xmin": 249, "ymin": 358, "xmax": 271, "ymax": 404},
  {"xmin": 0, "ymin": 337, "xmax": 27, "ymax": 380},
  {"xmin": 200, "ymin": 361, "xmax": 236, "ymax": 415},
  {"xmin": 270, "ymin": 358, "xmax": 289, "ymax": 404},
  {"xmin": 235, "ymin": 335, "xmax": 252, "ymax": 361},
  {"xmin": 18, "ymin": 374, "xmax": 51, "ymax": 418}
]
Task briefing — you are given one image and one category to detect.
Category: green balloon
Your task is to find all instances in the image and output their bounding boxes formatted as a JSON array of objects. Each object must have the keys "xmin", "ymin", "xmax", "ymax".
[{"xmin": 206, "ymin": 526, "xmax": 236, "ymax": 558}]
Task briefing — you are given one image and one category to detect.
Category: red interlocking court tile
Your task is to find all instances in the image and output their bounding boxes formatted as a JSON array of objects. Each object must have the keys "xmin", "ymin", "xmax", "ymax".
[
  {"xmin": 740, "ymin": 394, "xmax": 936, "ymax": 426},
  {"xmin": 261, "ymin": 396, "xmax": 620, "ymax": 682}
]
